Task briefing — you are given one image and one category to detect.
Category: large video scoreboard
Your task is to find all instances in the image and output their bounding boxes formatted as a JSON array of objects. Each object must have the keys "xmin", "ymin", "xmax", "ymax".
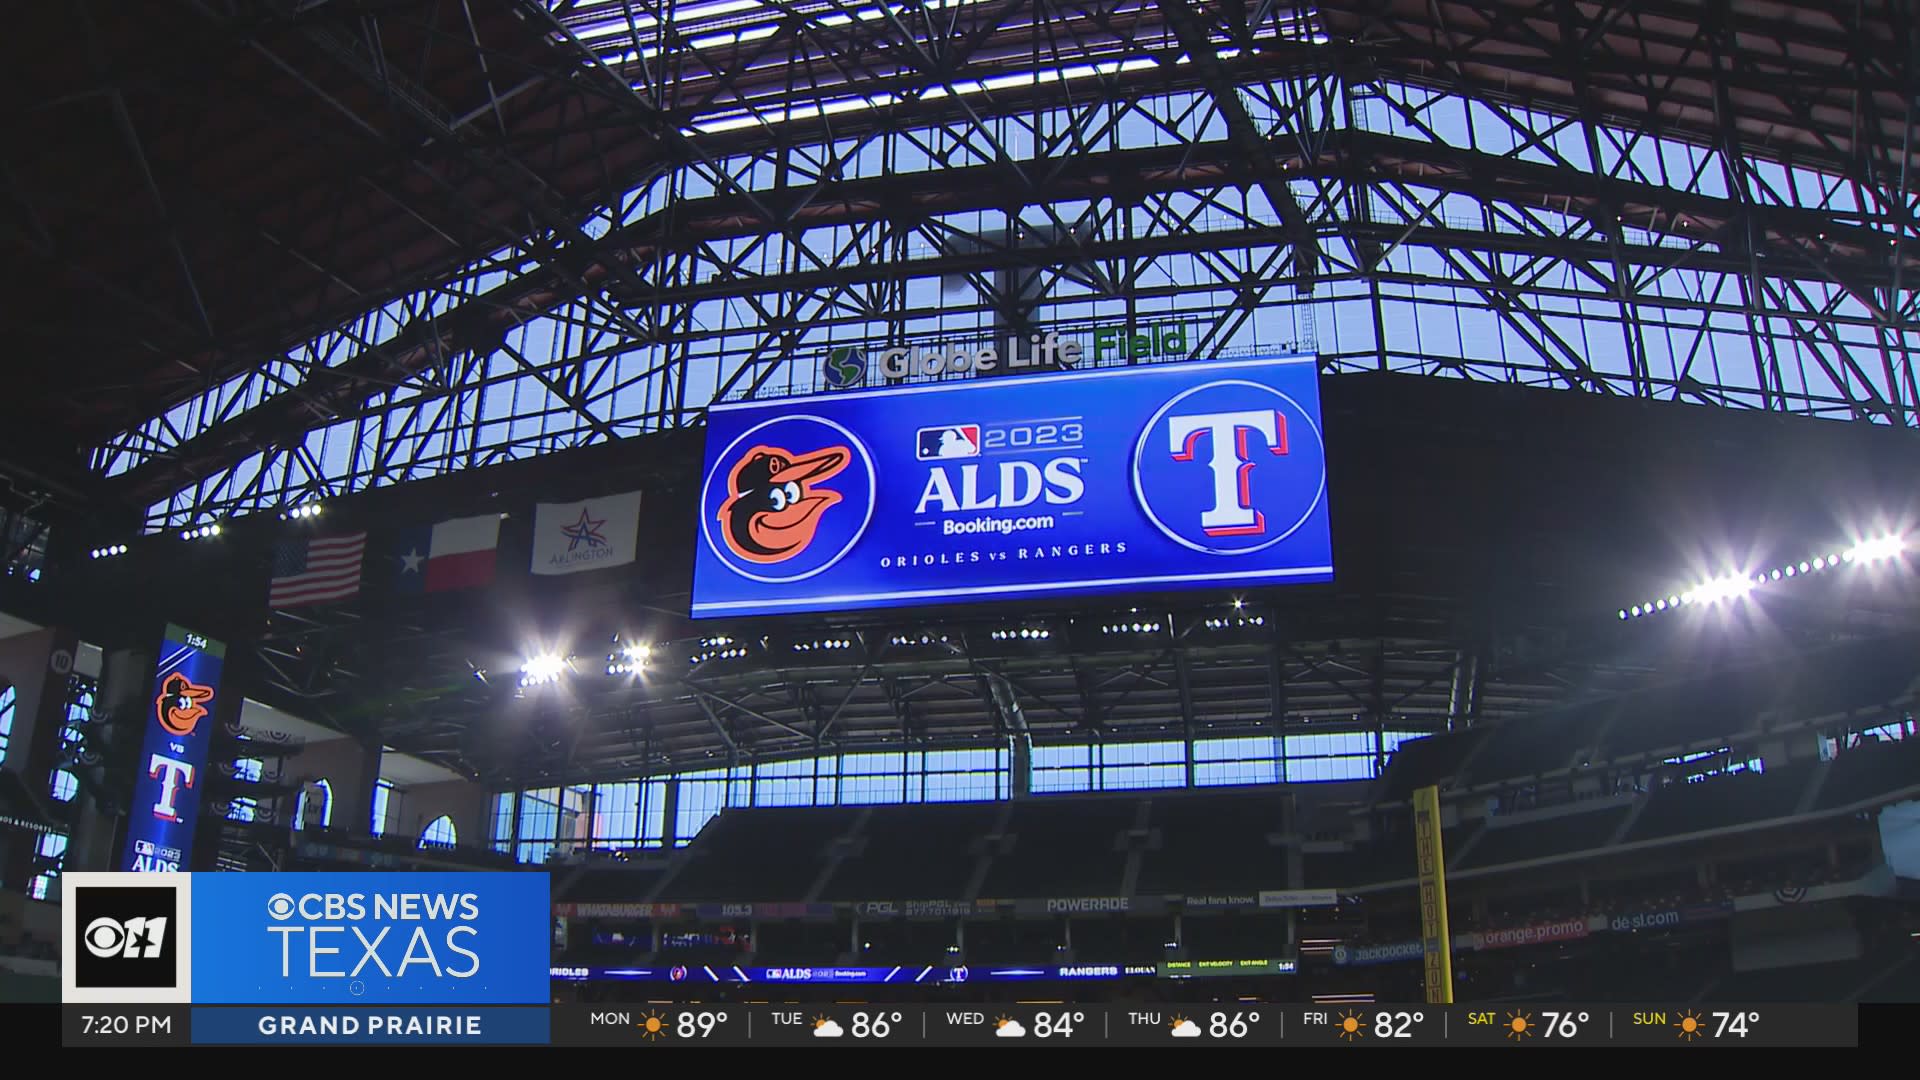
[{"xmin": 691, "ymin": 354, "xmax": 1333, "ymax": 617}]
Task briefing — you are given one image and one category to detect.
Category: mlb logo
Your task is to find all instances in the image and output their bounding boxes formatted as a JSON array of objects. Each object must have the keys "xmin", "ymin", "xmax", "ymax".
[{"xmin": 917, "ymin": 424, "xmax": 981, "ymax": 460}]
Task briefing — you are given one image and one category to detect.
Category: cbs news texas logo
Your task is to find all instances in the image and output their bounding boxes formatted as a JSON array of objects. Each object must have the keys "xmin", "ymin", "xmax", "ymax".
[
  {"xmin": 62, "ymin": 872, "xmax": 194, "ymax": 1004},
  {"xmin": 62, "ymin": 872, "xmax": 548, "ymax": 1006}
]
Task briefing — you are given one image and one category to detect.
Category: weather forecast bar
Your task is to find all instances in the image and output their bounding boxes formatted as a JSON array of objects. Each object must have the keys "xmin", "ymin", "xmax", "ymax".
[{"xmin": 62, "ymin": 1003, "xmax": 1854, "ymax": 1047}]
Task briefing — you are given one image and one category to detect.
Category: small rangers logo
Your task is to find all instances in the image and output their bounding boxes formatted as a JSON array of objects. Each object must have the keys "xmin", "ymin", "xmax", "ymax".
[
  {"xmin": 916, "ymin": 424, "xmax": 981, "ymax": 460},
  {"xmin": 1132, "ymin": 378, "xmax": 1328, "ymax": 556}
]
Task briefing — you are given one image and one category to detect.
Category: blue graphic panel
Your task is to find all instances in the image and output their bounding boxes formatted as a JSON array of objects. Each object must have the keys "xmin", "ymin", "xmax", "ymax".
[
  {"xmin": 549, "ymin": 963, "xmax": 1163, "ymax": 983},
  {"xmin": 190, "ymin": 1007, "xmax": 550, "ymax": 1045},
  {"xmin": 691, "ymin": 355, "xmax": 1332, "ymax": 616},
  {"xmin": 122, "ymin": 625, "xmax": 227, "ymax": 873},
  {"xmin": 190, "ymin": 872, "xmax": 551, "ymax": 1004}
]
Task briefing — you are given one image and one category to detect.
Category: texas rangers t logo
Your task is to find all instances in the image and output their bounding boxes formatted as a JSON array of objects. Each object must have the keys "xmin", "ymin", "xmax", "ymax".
[{"xmin": 1133, "ymin": 379, "xmax": 1326, "ymax": 556}]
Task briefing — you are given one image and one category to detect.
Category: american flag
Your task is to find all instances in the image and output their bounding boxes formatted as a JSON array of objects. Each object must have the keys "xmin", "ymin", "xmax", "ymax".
[{"xmin": 269, "ymin": 532, "xmax": 367, "ymax": 608}]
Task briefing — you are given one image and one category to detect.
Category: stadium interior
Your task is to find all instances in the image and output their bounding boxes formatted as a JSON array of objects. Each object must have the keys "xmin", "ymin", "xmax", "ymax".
[{"xmin": 1, "ymin": 0, "xmax": 1918, "ymax": 1013}]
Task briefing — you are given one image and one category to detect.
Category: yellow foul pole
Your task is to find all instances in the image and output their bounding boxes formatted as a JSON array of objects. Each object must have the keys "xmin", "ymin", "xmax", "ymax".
[{"xmin": 1412, "ymin": 784, "xmax": 1454, "ymax": 1004}]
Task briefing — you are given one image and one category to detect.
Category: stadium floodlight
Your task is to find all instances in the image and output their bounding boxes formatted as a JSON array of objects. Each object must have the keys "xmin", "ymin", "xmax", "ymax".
[
  {"xmin": 520, "ymin": 654, "xmax": 569, "ymax": 686},
  {"xmin": 1616, "ymin": 533, "xmax": 1912, "ymax": 620},
  {"xmin": 1848, "ymin": 534, "xmax": 1905, "ymax": 563},
  {"xmin": 607, "ymin": 640, "xmax": 652, "ymax": 675}
]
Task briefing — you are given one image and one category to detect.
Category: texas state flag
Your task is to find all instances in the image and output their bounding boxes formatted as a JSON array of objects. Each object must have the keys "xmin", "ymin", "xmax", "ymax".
[{"xmin": 392, "ymin": 514, "xmax": 501, "ymax": 593}]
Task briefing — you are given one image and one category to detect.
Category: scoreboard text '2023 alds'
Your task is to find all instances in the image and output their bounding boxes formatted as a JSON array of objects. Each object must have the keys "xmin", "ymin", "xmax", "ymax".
[{"xmin": 691, "ymin": 354, "xmax": 1334, "ymax": 617}]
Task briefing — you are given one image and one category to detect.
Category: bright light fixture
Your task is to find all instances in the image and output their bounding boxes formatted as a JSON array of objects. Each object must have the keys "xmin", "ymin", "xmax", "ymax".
[{"xmin": 520, "ymin": 654, "xmax": 569, "ymax": 686}]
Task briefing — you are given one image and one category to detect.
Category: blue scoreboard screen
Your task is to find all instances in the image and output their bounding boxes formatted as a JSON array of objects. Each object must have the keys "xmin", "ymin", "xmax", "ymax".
[{"xmin": 691, "ymin": 354, "xmax": 1333, "ymax": 617}]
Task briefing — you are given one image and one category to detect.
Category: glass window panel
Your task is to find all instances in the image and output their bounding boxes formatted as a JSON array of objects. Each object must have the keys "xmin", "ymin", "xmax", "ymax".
[
  {"xmin": 421, "ymin": 815, "xmax": 458, "ymax": 848},
  {"xmin": 371, "ymin": 779, "xmax": 394, "ymax": 835},
  {"xmin": 0, "ymin": 684, "xmax": 15, "ymax": 766}
]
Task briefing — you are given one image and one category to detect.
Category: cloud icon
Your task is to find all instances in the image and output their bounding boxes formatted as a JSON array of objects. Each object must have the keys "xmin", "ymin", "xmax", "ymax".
[
  {"xmin": 813, "ymin": 1019, "xmax": 845, "ymax": 1038},
  {"xmin": 1171, "ymin": 1019, "xmax": 1203, "ymax": 1038},
  {"xmin": 995, "ymin": 1019, "xmax": 1027, "ymax": 1038}
]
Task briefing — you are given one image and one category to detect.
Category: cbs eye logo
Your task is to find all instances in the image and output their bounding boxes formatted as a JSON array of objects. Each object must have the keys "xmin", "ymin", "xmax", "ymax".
[
  {"xmin": 267, "ymin": 893, "xmax": 297, "ymax": 920},
  {"xmin": 84, "ymin": 916, "xmax": 169, "ymax": 959},
  {"xmin": 72, "ymin": 885, "xmax": 179, "ymax": 989}
]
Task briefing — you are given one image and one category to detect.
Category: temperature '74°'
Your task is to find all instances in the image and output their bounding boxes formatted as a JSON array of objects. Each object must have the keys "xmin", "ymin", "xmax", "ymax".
[{"xmin": 1713, "ymin": 1012, "xmax": 1760, "ymax": 1039}]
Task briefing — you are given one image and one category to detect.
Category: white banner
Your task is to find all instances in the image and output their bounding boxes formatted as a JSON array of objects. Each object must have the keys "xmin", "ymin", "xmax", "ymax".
[
  {"xmin": 1257, "ymin": 889, "xmax": 1339, "ymax": 908},
  {"xmin": 531, "ymin": 491, "xmax": 643, "ymax": 576},
  {"xmin": 1880, "ymin": 800, "xmax": 1920, "ymax": 880}
]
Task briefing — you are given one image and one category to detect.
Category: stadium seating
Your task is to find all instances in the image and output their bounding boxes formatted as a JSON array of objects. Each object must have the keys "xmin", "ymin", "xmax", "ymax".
[
  {"xmin": 1703, "ymin": 955, "xmax": 1893, "ymax": 1002},
  {"xmin": 817, "ymin": 803, "xmax": 1001, "ymax": 900},
  {"xmin": 1134, "ymin": 790, "xmax": 1288, "ymax": 894},
  {"xmin": 1625, "ymin": 760, "xmax": 1821, "ymax": 842},
  {"xmin": 1300, "ymin": 823, "xmax": 1479, "ymax": 886},
  {"xmin": 1866, "ymin": 955, "xmax": 1920, "ymax": 1002},
  {"xmin": 1816, "ymin": 736, "xmax": 1920, "ymax": 810},
  {"xmin": 667, "ymin": 807, "xmax": 860, "ymax": 900},
  {"xmin": 1375, "ymin": 729, "xmax": 1486, "ymax": 801},
  {"xmin": 558, "ymin": 865, "xmax": 667, "ymax": 902},
  {"xmin": 1456, "ymin": 804, "xmax": 1632, "ymax": 869},
  {"xmin": 1457, "ymin": 702, "xmax": 1601, "ymax": 786},
  {"xmin": 977, "ymin": 797, "xmax": 1137, "ymax": 898}
]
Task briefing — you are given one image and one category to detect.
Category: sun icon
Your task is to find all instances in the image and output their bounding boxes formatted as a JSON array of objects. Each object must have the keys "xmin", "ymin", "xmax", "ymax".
[
  {"xmin": 1335, "ymin": 1010, "xmax": 1368, "ymax": 1041},
  {"xmin": 1674, "ymin": 1009, "xmax": 1704, "ymax": 1042},
  {"xmin": 995, "ymin": 1015, "xmax": 1016, "ymax": 1030},
  {"xmin": 1506, "ymin": 1011, "xmax": 1534, "ymax": 1040},
  {"xmin": 1169, "ymin": 1014, "xmax": 1190, "ymax": 1031},
  {"xmin": 636, "ymin": 1010, "xmax": 670, "ymax": 1041}
]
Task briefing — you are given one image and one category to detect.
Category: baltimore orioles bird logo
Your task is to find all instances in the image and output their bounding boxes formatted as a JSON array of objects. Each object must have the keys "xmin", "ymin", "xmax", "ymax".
[
  {"xmin": 155, "ymin": 672, "xmax": 214, "ymax": 737},
  {"xmin": 718, "ymin": 444, "xmax": 851, "ymax": 563}
]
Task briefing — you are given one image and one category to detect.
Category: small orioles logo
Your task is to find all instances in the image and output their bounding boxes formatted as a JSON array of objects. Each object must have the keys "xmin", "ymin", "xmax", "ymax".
[
  {"xmin": 155, "ymin": 673, "xmax": 214, "ymax": 736},
  {"xmin": 718, "ymin": 445, "xmax": 850, "ymax": 563}
]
